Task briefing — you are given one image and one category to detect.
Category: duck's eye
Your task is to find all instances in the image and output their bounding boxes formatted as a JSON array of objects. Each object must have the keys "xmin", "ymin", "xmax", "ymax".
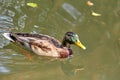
[{"xmin": 67, "ymin": 34, "xmax": 72, "ymax": 37}]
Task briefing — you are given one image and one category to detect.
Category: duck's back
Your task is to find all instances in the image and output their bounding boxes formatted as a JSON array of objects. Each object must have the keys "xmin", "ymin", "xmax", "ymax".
[
  {"xmin": 3, "ymin": 32, "xmax": 61, "ymax": 48},
  {"xmin": 19, "ymin": 33, "xmax": 61, "ymax": 47}
]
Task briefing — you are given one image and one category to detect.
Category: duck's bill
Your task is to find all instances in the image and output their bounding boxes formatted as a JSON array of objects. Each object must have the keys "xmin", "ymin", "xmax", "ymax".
[{"xmin": 75, "ymin": 40, "xmax": 86, "ymax": 50}]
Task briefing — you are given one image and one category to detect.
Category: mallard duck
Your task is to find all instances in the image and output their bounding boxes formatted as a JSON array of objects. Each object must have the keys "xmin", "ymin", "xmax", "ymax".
[{"xmin": 2, "ymin": 32, "xmax": 86, "ymax": 58}]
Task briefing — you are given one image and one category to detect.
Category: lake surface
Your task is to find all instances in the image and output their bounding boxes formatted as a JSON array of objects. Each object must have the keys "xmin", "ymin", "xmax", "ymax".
[{"xmin": 0, "ymin": 0, "xmax": 120, "ymax": 80}]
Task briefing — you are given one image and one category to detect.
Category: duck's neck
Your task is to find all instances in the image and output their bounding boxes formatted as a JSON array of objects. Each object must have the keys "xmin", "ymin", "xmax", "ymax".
[
  {"xmin": 60, "ymin": 39, "xmax": 73, "ymax": 57},
  {"xmin": 62, "ymin": 39, "xmax": 70, "ymax": 48}
]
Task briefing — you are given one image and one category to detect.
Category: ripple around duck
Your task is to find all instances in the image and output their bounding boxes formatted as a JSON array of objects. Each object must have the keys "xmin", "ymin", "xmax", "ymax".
[
  {"xmin": 0, "ymin": 13, "xmax": 15, "ymax": 47},
  {"xmin": 0, "ymin": 15, "xmax": 14, "ymax": 32}
]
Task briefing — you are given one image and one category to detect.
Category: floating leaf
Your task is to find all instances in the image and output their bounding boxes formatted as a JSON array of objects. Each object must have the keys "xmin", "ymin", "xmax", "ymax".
[
  {"xmin": 74, "ymin": 68, "xmax": 84, "ymax": 74},
  {"xmin": 27, "ymin": 2, "xmax": 38, "ymax": 8},
  {"xmin": 87, "ymin": 1, "xmax": 94, "ymax": 6},
  {"xmin": 91, "ymin": 11, "xmax": 101, "ymax": 16}
]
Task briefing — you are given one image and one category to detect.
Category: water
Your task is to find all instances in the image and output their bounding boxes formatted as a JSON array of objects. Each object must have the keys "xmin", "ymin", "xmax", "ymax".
[{"xmin": 0, "ymin": 0, "xmax": 120, "ymax": 80}]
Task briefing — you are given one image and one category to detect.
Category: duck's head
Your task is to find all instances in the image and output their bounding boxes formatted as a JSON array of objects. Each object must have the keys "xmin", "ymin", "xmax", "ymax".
[{"xmin": 62, "ymin": 32, "xmax": 86, "ymax": 50}]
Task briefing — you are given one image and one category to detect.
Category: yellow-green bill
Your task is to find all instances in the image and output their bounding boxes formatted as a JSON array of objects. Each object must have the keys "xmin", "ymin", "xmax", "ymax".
[{"xmin": 75, "ymin": 40, "xmax": 86, "ymax": 50}]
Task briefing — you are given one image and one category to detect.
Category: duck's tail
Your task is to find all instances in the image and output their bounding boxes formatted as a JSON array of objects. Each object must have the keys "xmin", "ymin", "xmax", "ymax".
[{"xmin": 2, "ymin": 33, "xmax": 16, "ymax": 42}]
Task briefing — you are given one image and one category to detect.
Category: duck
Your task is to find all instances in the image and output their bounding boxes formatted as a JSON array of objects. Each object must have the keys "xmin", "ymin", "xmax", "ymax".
[{"xmin": 2, "ymin": 32, "xmax": 86, "ymax": 58}]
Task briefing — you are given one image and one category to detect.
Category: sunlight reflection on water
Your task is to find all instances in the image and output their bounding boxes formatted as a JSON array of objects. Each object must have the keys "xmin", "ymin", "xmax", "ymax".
[{"xmin": 0, "ymin": 63, "xmax": 10, "ymax": 73}]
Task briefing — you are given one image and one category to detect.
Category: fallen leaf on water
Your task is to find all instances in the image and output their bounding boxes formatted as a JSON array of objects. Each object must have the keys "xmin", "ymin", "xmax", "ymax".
[
  {"xmin": 91, "ymin": 11, "xmax": 101, "ymax": 16},
  {"xmin": 27, "ymin": 2, "xmax": 38, "ymax": 8},
  {"xmin": 87, "ymin": 1, "xmax": 94, "ymax": 6},
  {"xmin": 74, "ymin": 68, "xmax": 84, "ymax": 74}
]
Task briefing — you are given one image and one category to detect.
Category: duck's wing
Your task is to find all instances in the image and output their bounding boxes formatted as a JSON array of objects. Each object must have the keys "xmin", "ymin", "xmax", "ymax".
[{"xmin": 2, "ymin": 32, "xmax": 61, "ymax": 48}]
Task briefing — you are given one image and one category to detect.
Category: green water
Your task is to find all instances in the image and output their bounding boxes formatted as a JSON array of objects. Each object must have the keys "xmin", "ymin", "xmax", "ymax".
[{"xmin": 0, "ymin": 0, "xmax": 120, "ymax": 80}]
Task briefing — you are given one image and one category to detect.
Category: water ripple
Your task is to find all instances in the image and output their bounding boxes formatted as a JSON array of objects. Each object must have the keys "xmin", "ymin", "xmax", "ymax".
[
  {"xmin": 62, "ymin": 3, "xmax": 82, "ymax": 20},
  {"xmin": 0, "ymin": 63, "xmax": 10, "ymax": 74}
]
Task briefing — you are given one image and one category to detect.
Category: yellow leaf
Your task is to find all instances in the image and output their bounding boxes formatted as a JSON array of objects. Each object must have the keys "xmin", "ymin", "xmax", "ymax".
[
  {"xmin": 91, "ymin": 11, "xmax": 101, "ymax": 16},
  {"xmin": 87, "ymin": 1, "xmax": 94, "ymax": 6},
  {"xmin": 27, "ymin": 2, "xmax": 38, "ymax": 8}
]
